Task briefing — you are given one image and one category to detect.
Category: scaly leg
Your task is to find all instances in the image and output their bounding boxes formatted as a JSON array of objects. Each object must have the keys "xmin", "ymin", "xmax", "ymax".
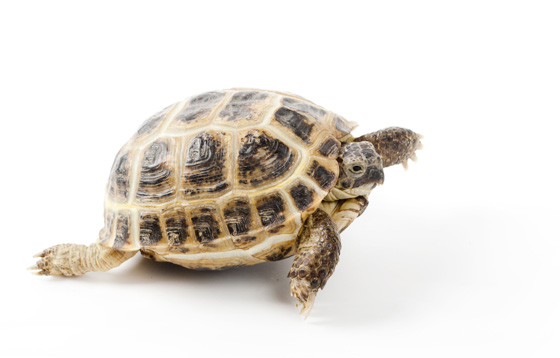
[
  {"xmin": 30, "ymin": 243, "xmax": 136, "ymax": 276},
  {"xmin": 288, "ymin": 209, "xmax": 341, "ymax": 317}
]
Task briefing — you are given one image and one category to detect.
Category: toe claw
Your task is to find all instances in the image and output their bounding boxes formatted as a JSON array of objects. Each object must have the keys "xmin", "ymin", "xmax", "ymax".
[
  {"xmin": 290, "ymin": 279, "xmax": 318, "ymax": 318},
  {"xmin": 298, "ymin": 292, "xmax": 316, "ymax": 319},
  {"xmin": 402, "ymin": 159, "xmax": 409, "ymax": 170},
  {"xmin": 33, "ymin": 251, "xmax": 45, "ymax": 258},
  {"xmin": 28, "ymin": 265, "xmax": 46, "ymax": 275}
]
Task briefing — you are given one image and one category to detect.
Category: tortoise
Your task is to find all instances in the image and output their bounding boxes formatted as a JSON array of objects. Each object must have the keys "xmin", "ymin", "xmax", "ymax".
[{"xmin": 31, "ymin": 88, "xmax": 422, "ymax": 316}]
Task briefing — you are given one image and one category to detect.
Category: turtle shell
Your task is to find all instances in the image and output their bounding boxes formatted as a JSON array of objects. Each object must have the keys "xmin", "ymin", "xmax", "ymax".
[{"xmin": 98, "ymin": 89, "xmax": 356, "ymax": 269}]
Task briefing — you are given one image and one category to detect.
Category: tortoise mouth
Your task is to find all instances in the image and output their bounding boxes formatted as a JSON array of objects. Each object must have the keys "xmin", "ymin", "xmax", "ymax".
[
  {"xmin": 340, "ymin": 184, "xmax": 376, "ymax": 197},
  {"xmin": 350, "ymin": 166, "xmax": 384, "ymax": 188}
]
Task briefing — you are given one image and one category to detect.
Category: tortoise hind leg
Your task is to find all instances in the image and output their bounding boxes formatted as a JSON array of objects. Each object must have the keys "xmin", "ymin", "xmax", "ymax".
[
  {"xmin": 30, "ymin": 243, "xmax": 137, "ymax": 276},
  {"xmin": 288, "ymin": 209, "xmax": 341, "ymax": 317}
]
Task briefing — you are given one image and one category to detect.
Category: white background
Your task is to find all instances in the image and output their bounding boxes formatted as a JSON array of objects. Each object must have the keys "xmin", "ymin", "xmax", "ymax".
[{"xmin": 1, "ymin": 1, "xmax": 559, "ymax": 357}]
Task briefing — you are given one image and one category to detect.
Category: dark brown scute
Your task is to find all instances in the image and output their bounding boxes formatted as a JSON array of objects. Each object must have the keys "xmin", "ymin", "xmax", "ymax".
[
  {"xmin": 113, "ymin": 212, "xmax": 131, "ymax": 249},
  {"xmin": 163, "ymin": 208, "xmax": 189, "ymax": 246},
  {"xmin": 136, "ymin": 140, "xmax": 176, "ymax": 202},
  {"xmin": 175, "ymin": 91, "xmax": 225, "ymax": 123},
  {"xmin": 282, "ymin": 97, "xmax": 326, "ymax": 119},
  {"xmin": 256, "ymin": 193, "xmax": 286, "ymax": 228},
  {"xmin": 236, "ymin": 130, "xmax": 296, "ymax": 187},
  {"xmin": 218, "ymin": 91, "xmax": 269, "ymax": 122},
  {"xmin": 317, "ymin": 137, "xmax": 340, "ymax": 158},
  {"xmin": 189, "ymin": 206, "xmax": 222, "ymax": 244},
  {"xmin": 222, "ymin": 198, "xmax": 253, "ymax": 236},
  {"xmin": 289, "ymin": 183, "xmax": 315, "ymax": 211},
  {"xmin": 139, "ymin": 212, "xmax": 163, "ymax": 246},
  {"xmin": 109, "ymin": 151, "xmax": 130, "ymax": 201},
  {"xmin": 182, "ymin": 131, "xmax": 229, "ymax": 197},
  {"xmin": 273, "ymin": 107, "xmax": 314, "ymax": 143},
  {"xmin": 307, "ymin": 160, "xmax": 337, "ymax": 190}
]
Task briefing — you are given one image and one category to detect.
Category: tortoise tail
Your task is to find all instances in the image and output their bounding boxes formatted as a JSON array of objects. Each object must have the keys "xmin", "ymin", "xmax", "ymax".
[{"xmin": 30, "ymin": 243, "xmax": 136, "ymax": 276}]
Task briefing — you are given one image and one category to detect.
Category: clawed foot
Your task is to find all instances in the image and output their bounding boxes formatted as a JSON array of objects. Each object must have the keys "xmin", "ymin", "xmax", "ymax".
[
  {"xmin": 290, "ymin": 279, "xmax": 318, "ymax": 319},
  {"xmin": 402, "ymin": 135, "xmax": 423, "ymax": 170},
  {"xmin": 29, "ymin": 244, "xmax": 75, "ymax": 276}
]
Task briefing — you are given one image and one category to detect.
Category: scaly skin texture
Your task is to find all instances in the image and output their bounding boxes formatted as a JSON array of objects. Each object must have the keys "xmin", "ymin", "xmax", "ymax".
[
  {"xmin": 355, "ymin": 127, "xmax": 423, "ymax": 168},
  {"xmin": 288, "ymin": 209, "xmax": 341, "ymax": 317},
  {"xmin": 31, "ymin": 243, "xmax": 136, "ymax": 276},
  {"xmin": 332, "ymin": 196, "xmax": 369, "ymax": 232}
]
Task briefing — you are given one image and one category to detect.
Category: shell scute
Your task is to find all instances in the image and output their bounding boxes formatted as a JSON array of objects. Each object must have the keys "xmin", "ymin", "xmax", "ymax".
[
  {"xmin": 281, "ymin": 96, "xmax": 328, "ymax": 121},
  {"xmin": 113, "ymin": 212, "xmax": 132, "ymax": 250},
  {"xmin": 188, "ymin": 205, "xmax": 225, "ymax": 244},
  {"xmin": 134, "ymin": 105, "xmax": 172, "ymax": 139},
  {"xmin": 108, "ymin": 150, "xmax": 132, "ymax": 202},
  {"xmin": 181, "ymin": 130, "xmax": 232, "ymax": 200},
  {"xmin": 163, "ymin": 207, "xmax": 189, "ymax": 248},
  {"xmin": 272, "ymin": 106, "xmax": 316, "ymax": 144},
  {"xmin": 288, "ymin": 181, "xmax": 317, "ymax": 213},
  {"xmin": 167, "ymin": 91, "xmax": 226, "ymax": 131},
  {"xmin": 307, "ymin": 159, "xmax": 337, "ymax": 190},
  {"xmin": 138, "ymin": 211, "xmax": 164, "ymax": 246},
  {"xmin": 135, "ymin": 138, "xmax": 178, "ymax": 204},
  {"xmin": 222, "ymin": 197, "xmax": 255, "ymax": 237},
  {"xmin": 316, "ymin": 136, "xmax": 341, "ymax": 159},
  {"xmin": 214, "ymin": 91, "xmax": 271, "ymax": 126},
  {"xmin": 236, "ymin": 129, "xmax": 298, "ymax": 188}
]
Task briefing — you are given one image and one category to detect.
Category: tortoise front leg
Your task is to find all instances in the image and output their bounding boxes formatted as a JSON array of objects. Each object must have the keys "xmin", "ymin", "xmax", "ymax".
[
  {"xmin": 355, "ymin": 127, "xmax": 423, "ymax": 169},
  {"xmin": 288, "ymin": 209, "xmax": 341, "ymax": 317}
]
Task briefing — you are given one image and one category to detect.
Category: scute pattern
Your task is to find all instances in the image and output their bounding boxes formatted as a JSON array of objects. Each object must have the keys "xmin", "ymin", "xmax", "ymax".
[
  {"xmin": 163, "ymin": 207, "xmax": 189, "ymax": 249},
  {"xmin": 108, "ymin": 150, "xmax": 131, "ymax": 202},
  {"xmin": 317, "ymin": 137, "xmax": 340, "ymax": 158},
  {"xmin": 289, "ymin": 182, "xmax": 316, "ymax": 212},
  {"xmin": 139, "ymin": 212, "xmax": 163, "ymax": 246},
  {"xmin": 307, "ymin": 160, "xmax": 337, "ymax": 190},
  {"xmin": 176, "ymin": 91, "xmax": 225, "ymax": 123},
  {"xmin": 101, "ymin": 89, "xmax": 351, "ymax": 269},
  {"xmin": 222, "ymin": 197, "xmax": 254, "ymax": 236},
  {"xmin": 113, "ymin": 212, "xmax": 131, "ymax": 249},
  {"xmin": 216, "ymin": 91, "xmax": 269, "ymax": 123},
  {"xmin": 236, "ymin": 130, "xmax": 297, "ymax": 188},
  {"xmin": 282, "ymin": 97, "xmax": 327, "ymax": 121},
  {"xmin": 166, "ymin": 91, "xmax": 225, "ymax": 132},
  {"xmin": 182, "ymin": 131, "xmax": 231, "ymax": 199},
  {"xmin": 273, "ymin": 107, "xmax": 315, "ymax": 143},
  {"xmin": 256, "ymin": 192, "xmax": 286, "ymax": 229},
  {"xmin": 189, "ymin": 205, "xmax": 224, "ymax": 244},
  {"xmin": 136, "ymin": 139, "xmax": 177, "ymax": 203}
]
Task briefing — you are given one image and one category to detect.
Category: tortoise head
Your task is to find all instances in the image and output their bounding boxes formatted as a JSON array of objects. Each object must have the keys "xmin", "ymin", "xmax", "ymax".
[{"xmin": 336, "ymin": 141, "xmax": 384, "ymax": 197}]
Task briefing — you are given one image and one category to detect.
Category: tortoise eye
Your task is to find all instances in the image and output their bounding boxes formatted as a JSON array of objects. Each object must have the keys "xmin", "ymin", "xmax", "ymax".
[{"xmin": 350, "ymin": 165, "xmax": 364, "ymax": 174}]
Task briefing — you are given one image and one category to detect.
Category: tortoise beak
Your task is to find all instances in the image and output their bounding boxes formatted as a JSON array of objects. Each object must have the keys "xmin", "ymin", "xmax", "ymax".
[
  {"xmin": 373, "ymin": 168, "xmax": 384, "ymax": 185},
  {"xmin": 353, "ymin": 166, "xmax": 384, "ymax": 188}
]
